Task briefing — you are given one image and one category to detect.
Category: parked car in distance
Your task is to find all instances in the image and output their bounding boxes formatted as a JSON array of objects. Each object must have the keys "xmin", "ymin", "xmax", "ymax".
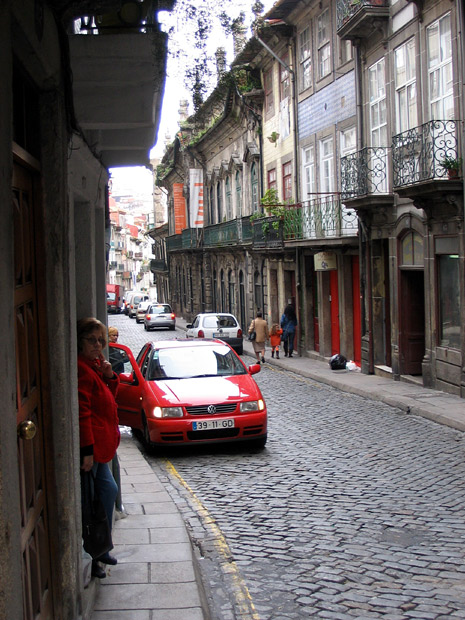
[
  {"xmin": 110, "ymin": 339, "xmax": 267, "ymax": 451},
  {"xmin": 127, "ymin": 292, "xmax": 149, "ymax": 318},
  {"xmin": 144, "ymin": 303, "xmax": 176, "ymax": 331},
  {"xmin": 186, "ymin": 313, "xmax": 243, "ymax": 355},
  {"xmin": 136, "ymin": 300, "xmax": 154, "ymax": 323},
  {"xmin": 123, "ymin": 289, "xmax": 135, "ymax": 315}
]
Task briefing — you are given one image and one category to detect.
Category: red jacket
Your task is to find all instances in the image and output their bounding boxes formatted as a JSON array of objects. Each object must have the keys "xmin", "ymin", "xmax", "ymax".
[{"xmin": 78, "ymin": 355, "xmax": 120, "ymax": 464}]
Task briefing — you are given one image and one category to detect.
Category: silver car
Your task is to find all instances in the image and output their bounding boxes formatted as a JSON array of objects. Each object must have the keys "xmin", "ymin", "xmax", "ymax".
[
  {"xmin": 136, "ymin": 300, "xmax": 153, "ymax": 323},
  {"xmin": 143, "ymin": 303, "xmax": 176, "ymax": 331}
]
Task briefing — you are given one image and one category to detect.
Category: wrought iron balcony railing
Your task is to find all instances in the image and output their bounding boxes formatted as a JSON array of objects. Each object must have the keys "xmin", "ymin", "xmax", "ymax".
[
  {"xmin": 336, "ymin": 0, "xmax": 389, "ymax": 33},
  {"xmin": 150, "ymin": 259, "xmax": 168, "ymax": 272},
  {"xmin": 341, "ymin": 147, "xmax": 390, "ymax": 199},
  {"xmin": 284, "ymin": 196, "xmax": 358, "ymax": 241},
  {"xmin": 203, "ymin": 217, "xmax": 254, "ymax": 247},
  {"xmin": 166, "ymin": 234, "xmax": 182, "ymax": 252},
  {"xmin": 392, "ymin": 120, "xmax": 460, "ymax": 188},
  {"xmin": 252, "ymin": 216, "xmax": 284, "ymax": 249}
]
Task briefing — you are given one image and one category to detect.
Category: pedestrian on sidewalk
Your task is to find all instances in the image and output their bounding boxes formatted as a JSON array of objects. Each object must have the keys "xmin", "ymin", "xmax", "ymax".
[
  {"xmin": 270, "ymin": 323, "xmax": 283, "ymax": 359},
  {"xmin": 248, "ymin": 310, "xmax": 269, "ymax": 364},
  {"xmin": 280, "ymin": 305, "xmax": 298, "ymax": 358},
  {"xmin": 77, "ymin": 317, "xmax": 120, "ymax": 579}
]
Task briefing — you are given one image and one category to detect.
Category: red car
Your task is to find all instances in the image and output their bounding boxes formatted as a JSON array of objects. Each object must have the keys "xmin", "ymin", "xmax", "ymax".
[{"xmin": 110, "ymin": 339, "xmax": 267, "ymax": 450}]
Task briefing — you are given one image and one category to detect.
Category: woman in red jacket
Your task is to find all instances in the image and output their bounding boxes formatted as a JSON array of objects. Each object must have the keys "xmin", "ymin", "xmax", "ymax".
[{"xmin": 77, "ymin": 317, "xmax": 120, "ymax": 579}]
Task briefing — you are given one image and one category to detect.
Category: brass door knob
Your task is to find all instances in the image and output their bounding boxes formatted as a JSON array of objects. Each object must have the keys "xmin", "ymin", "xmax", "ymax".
[{"xmin": 17, "ymin": 420, "xmax": 37, "ymax": 440}]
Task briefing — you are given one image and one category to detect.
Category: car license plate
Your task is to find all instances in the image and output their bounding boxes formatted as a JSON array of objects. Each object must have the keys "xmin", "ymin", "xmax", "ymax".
[
  {"xmin": 213, "ymin": 332, "xmax": 228, "ymax": 338},
  {"xmin": 192, "ymin": 419, "xmax": 235, "ymax": 431}
]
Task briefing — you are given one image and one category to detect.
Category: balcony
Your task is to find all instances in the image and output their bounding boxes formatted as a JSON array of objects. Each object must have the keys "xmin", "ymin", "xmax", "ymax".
[
  {"xmin": 68, "ymin": 4, "xmax": 173, "ymax": 167},
  {"xmin": 166, "ymin": 234, "xmax": 182, "ymax": 252},
  {"xmin": 134, "ymin": 252, "xmax": 143, "ymax": 260},
  {"xmin": 252, "ymin": 216, "xmax": 284, "ymax": 250},
  {"xmin": 284, "ymin": 196, "xmax": 358, "ymax": 242},
  {"xmin": 150, "ymin": 258, "xmax": 168, "ymax": 273},
  {"xmin": 392, "ymin": 120, "xmax": 463, "ymax": 209},
  {"xmin": 337, "ymin": 0, "xmax": 390, "ymax": 40},
  {"xmin": 203, "ymin": 217, "xmax": 254, "ymax": 248},
  {"xmin": 341, "ymin": 147, "xmax": 394, "ymax": 210}
]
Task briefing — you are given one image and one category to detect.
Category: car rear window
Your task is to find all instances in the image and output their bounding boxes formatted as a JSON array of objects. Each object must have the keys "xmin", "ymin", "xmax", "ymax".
[
  {"xmin": 107, "ymin": 293, "xmax": 116, "ymax": 301},
  {"xmin": 149, "ymin": 304, "xmax": 172, "ymax": 314},
  {"xmin": 203, "ymin": 315, "xmax": 237, "ymax": 328}
]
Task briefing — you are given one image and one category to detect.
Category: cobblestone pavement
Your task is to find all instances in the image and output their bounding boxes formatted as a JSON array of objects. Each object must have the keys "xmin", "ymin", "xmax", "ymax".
[{"xmin": 111, "ymin": 315, "xmax": 465, "ymax": 620}]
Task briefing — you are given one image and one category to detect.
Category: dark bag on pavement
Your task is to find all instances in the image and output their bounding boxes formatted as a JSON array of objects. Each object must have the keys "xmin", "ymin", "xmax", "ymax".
[
  {"xmin": 329, "ymin": 354, "xmax": 347, "ymax": 370},
  {"xmin": 81, "ymin": 470, "xmax": 113, "ymax": 559}
]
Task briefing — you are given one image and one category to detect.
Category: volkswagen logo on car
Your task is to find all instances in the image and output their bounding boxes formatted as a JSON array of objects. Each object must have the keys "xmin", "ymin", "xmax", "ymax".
[{"xmin": 207, "ymin": 405, "xmax": 217, "ymax": 415}]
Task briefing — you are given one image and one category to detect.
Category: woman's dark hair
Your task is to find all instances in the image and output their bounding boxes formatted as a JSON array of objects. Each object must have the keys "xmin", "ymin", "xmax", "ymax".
[
  {"xmin": 77, "ymin": 317, "xmax": 107, "ymax": 352},
  {"xmin": 256, "ymin": 310, "xmax": 262, "ymax": 318},
  {"xmin": 284, "ymin": 305, "xmax": 296, "ymax": 320}
]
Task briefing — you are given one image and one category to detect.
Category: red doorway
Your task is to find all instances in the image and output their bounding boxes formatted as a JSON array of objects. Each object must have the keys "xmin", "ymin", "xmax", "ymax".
[{"xmin": 330, "ymin": 270, "xmax": 340, "ymax": 355}]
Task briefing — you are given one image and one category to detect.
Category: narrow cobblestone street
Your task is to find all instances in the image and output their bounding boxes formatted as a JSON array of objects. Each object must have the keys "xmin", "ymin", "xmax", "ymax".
[{"xmin": 111, "ymin": 315, "xmax": 465, "ymax": 619}]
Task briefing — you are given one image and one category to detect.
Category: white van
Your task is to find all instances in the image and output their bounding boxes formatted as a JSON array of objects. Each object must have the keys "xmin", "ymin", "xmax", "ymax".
[{"xmin": 127, "ymin": 291, "xmax": 149, "ymax": 318}]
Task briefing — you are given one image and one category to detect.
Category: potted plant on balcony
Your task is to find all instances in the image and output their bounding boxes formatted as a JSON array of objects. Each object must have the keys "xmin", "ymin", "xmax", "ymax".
[{"xmin": 441, "ymin": 156, "xmax": 463, "ymax": 179}]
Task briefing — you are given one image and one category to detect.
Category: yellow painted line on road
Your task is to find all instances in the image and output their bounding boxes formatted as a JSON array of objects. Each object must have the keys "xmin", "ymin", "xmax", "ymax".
[{"xmin": 164, "ymin": 459, "xmax": 261, "ymax": 620}]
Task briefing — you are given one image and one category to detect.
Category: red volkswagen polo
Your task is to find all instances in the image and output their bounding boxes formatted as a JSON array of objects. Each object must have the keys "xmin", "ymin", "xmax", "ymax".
[{"xmin": 110, "ymin": 339, "xmax": 267, "ymax": 451}]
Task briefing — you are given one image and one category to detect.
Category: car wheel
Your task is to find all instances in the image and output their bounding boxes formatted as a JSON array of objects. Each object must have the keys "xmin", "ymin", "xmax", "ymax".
[
  {"xmin": 144, "ymin": 324, "xmax": 148, "ymax": 331},
  {"xmin": 142, "ymin": 413, "xmax": 156, "ymax": 454}
]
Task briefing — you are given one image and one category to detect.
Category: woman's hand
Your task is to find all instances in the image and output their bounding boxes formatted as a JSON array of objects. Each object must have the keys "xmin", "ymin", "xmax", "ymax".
[
  {"xmin": 81, "ymin": 454, "xmax": 94, "ymax": 471},
  {"xmin": 94, "ymin": 354, "xmax": 114, "ymax": 379}
]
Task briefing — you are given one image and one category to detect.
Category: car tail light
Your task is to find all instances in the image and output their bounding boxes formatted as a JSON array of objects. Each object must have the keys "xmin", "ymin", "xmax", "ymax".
[
  {"xmin": 198, "ymin": 329, "xmax": 204, "ymax": 338},
  {"xmin": 171, "ymin": 313, "xmax": 175, "ymax": 319},
  {"xmin": 146, "ymin": 314, "xmax": 151, "ymax": 320},
  {"xmin": 237, "ymin": 328, "xmax": 243, "ymax": 337}
]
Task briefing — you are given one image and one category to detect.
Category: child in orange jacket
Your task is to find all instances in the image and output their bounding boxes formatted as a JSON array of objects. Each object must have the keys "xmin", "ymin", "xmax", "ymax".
[{"xmin": 270, "ymin": 323, "xmax": 283, "ymax": 359}]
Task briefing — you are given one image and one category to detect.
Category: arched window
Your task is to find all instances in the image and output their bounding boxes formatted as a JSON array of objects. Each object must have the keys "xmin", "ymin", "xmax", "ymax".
[
  {"xmin": 235, "ymin": 171, "xmax": 242, "ymax": 217},
  {"xmin": 209, "ymin": 186, "xmax": 214, "ymax": 225},
  {"xmin": 251, "ymin": 163, "xmax": 259, "ymax": 212},
  {"xmin": 239, "ymin": 270, "xmax": 246, "ymax": 329},
  {"xmin": 254, "ymin": 270, "xmax": 262, "ymax": 312},
  {"xmin": 220, "ymin": 269, "xmax": 226, "ymax": 311},
  {"xmin": 216, "ymin": 182, "xmax": 222, "ymax": 223},
  {"xmin": 228, "ymin": 269, "xmax": 235, "ymax": 314},
  {"xmin": 212, "ymin": 269, "xmax": 217, "ymax": 311},
  {"xmin": 225, "ymin": 177, "xmax": 232, "ymax": 220},
  {"xmin": 401, "ymin": 231, "xmax": 423, "ymax": 266}
]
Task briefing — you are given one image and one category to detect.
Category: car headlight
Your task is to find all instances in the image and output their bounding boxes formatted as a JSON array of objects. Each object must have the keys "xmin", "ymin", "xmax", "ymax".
[
  {"xmin": 153, "ymin": 406, "xmax": 184, "ymax": 418},
  {"xmin": 240, "ymin": 400, "xmax": 264, "ymax": 412}
]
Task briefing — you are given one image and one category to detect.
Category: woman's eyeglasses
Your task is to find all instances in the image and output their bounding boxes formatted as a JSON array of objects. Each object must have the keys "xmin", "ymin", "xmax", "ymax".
[{"xmin": 83, "ymin": 336, "xmax": 106, "ymax": 346}]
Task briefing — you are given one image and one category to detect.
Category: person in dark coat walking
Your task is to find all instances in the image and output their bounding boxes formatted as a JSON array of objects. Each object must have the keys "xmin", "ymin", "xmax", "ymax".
[{"xmin": 280, "ymin": 305, "xmax": 298, "ymax": 358}]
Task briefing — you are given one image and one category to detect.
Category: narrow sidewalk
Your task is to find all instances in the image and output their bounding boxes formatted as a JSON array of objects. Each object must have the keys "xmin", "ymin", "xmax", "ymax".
[{"xmin": 90, "ymin": 433, "xmax": 205, "ymax": 620}]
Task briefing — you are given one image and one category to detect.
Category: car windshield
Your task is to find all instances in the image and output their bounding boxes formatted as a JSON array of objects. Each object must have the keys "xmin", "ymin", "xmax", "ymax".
[
  {"xmin": 149, "ymin": 305, "xmax": 171, "ymax": 314},
  {"xmin": 203, "ymin": 315, "xmax": 237, "ymax": 328},
  {"xmin": 146, "ymin": 345, "xmax": 246, "ymax": 380},
  {"xmin": 107, "ymin": 293, "xmax": 116, "ymax": 301}
]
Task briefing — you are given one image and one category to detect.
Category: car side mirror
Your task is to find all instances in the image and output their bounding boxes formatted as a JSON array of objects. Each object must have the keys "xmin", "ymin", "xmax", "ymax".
[{"xmin": 248, "ymin": 364, "xmax": 261, "ymax": 375}]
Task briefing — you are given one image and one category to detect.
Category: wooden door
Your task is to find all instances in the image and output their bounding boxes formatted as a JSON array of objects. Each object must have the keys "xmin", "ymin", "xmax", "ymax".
[
  {"xmin": 352, "ymin": 256, "xmax": 361, "ymax": 365},
  {"xmin": 400, "ymin": 270, "xmax": 425, "ymax": 375},
  {"xmin": 330, "ymin": 270, "xmax": 340, "ymax": 355},
  {"xmin": 14, "ymin": 159, "xmax": 53, "ymax": 619}
]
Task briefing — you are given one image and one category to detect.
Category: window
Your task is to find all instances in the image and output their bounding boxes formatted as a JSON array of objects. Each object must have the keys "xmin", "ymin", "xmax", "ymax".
[
  {"xmin": 302, "ymin": 146, "xmax": 315, "ymax": 198},
  {"xmin": 395, "ymin": 38, "xmax": 417, "ymax": 132},
  {"xmin": 340, "ymin": 39, "xmax": 353, "ymax": 65},
  {"xmin": 216, "ymin": 181, "xmax": 222, "ymax": 223},
  {"xmin": 251, "ymin": 162, "xmax": 259, "ymax": 212},
  {"xmin": 369, "ymin": 58, "xmax": 387, "ymax": 147},
  {"xmin": 209, "ymin": 186, "xmax": 214, "ymax": 225},
  {"xmin": 340, "ymin": 127, "xmax": 356, "ymax": 158},
  {"xmin": 438, "ymin": 254, "xmax": 460, "ymax": 348},
  {"xmin": 212, "ymin": 269, "xmax": 217, "ymax": 311},
  {"xmin": 317, "ymin": 9, "xmax": 331, "ymax": 79},
  {"xmin": 220, "ymin": 270, "xmax": 226, "ymax": 311},
  {"xmin": 282, "ymin": 162, "xmax": 292, "ymax": 202},
  {"xmin": 228, "ymin": 270, "xmax": 234, "ymax": 314},
  {"xmin": 280, "ymin": 57, "xmax": 290, "ymax": 100},
  {"xmin": 239, "ymin": 271, "xmax": 246, "ymax": 331},
  {"xmin": 235, "ymin": 171, "xmax": 242, "ymax": 217},
  {"xmin": 299, "ymin": 26, "xmax": 312, "ymax": 91},
  {"xmin": 264, "ymin": 69, "xmax": 274, "ymax": 117},
  {"xmin": 427, "ymin": 13, "xmax": 453, "ymax": 120},
  {"xmin": 319, "ymin": 137, "xmax": 334, "ymax": 193},
  {"xmin": 225, "ymin": 176, "xmax": 232, "ymax": 220},
  {"xmin": 267, "ymin": 168, "xmax": 277, "ymax": 190}
]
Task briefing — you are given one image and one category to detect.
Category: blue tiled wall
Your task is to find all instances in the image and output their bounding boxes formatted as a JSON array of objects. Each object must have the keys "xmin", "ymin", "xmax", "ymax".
[{"xmin": 299, "ymin": 71, "xmax": 356, "ymax": 139}]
